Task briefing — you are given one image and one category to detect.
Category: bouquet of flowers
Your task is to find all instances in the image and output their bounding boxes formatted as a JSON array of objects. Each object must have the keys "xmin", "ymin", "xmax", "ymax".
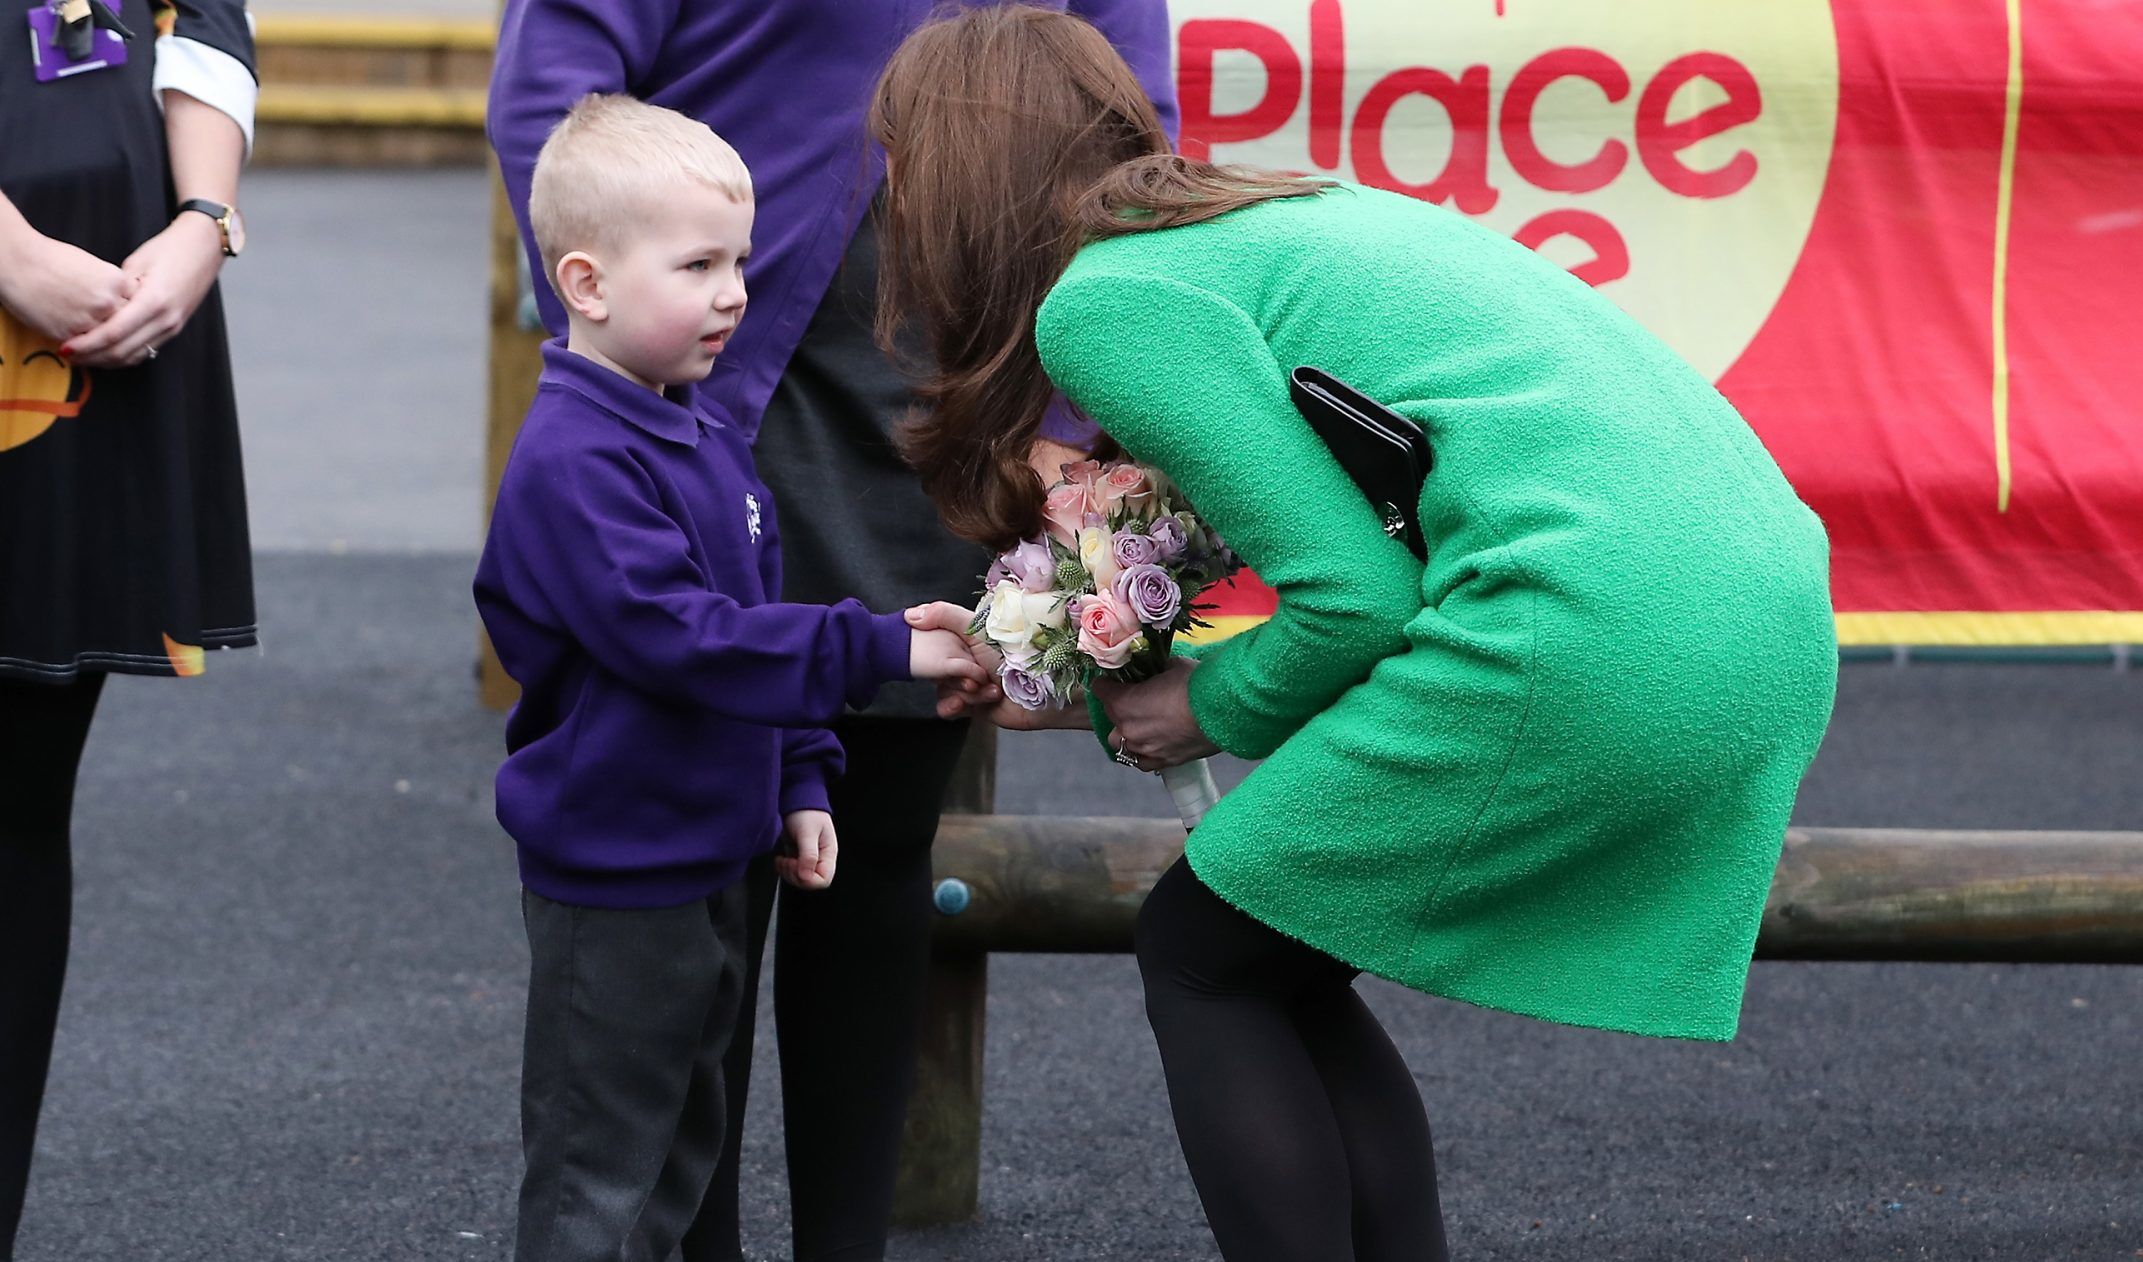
[{"xmin": 971, "ymin": 458, "xmax": 1241, "ymax": 827}]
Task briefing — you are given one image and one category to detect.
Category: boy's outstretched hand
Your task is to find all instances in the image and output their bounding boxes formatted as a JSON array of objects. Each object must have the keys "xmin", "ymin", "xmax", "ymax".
[
  {"xmin": 908, "ymin": 622, "xmax": 991, "ymax": 685},
  {"xmin": 906, "ymin": 602, "xmax": 1077, "ymax": 731},
  {"xmin": 777, "ymin": 809, "xmax": 837, "ymax": 890}
]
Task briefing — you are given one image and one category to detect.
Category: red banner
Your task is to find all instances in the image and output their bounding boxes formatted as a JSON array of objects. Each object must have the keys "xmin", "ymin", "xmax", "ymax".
[{"xmin": 1175, "ymin": 0, "xmax": 2143, "ymax": 644}]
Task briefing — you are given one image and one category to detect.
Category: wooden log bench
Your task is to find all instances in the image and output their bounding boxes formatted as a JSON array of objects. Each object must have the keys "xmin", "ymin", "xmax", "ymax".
[{"xmin": 894, "ymin": 806, "xmax": 2143, "ymax": 1223}]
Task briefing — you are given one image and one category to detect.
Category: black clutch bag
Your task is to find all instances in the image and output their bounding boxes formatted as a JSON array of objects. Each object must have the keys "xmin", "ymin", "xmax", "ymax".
[{"xmin": 1288, "ymin": 366, "xmax": 1432, "ymax": 560}]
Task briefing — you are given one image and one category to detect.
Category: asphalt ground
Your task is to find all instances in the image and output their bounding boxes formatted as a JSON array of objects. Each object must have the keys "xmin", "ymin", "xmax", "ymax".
[{"xmin": 9, "ymin": 171, "xmax": 2140, "ymax": 1260}]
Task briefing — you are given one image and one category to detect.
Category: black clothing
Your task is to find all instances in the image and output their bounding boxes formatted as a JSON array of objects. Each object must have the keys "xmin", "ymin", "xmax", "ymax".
[
  {"xmin": 0, "ymin": 0, "xmax": 257, "ymax": 683},
  {"xmin": 0, "ymin": 673, "xmax": 105, "ymax": 1258},
  {"xmin": 749, "ymin": 210, "xmax": 987, "ymax": 719},
  {"xmin": 1136, "ymin": 858, "xmax": 1449, "ymax": 1262},
  {"xmin": 516, "ymin": 884, "xmax": 751, "ymax": 1262},
  {"xmin": 686, "ymin": 716, "xmax": 972, "ymax": 1262}
]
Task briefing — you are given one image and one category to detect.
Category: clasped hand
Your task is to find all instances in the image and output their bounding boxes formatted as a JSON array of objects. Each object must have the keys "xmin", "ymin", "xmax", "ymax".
[
  {"xmin": 904, "ymin": 602, "xmax": 1220, "ymax": 768},
  {"xmin": 0, "ymin": 215, "xmax": 225, "ymax": 368}
]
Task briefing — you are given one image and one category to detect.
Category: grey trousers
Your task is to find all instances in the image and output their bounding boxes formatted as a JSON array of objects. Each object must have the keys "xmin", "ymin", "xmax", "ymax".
[{"xmin": 516, "ymin": 884, "xmax": 749, "ymax": 1262}]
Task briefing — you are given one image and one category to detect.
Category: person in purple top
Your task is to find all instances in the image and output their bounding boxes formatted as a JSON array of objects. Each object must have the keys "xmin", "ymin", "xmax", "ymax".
[
  {"xmin": 473, "ymin": 97, "xmax": 984, "ymax": 1262},
  {"xmin": 487, "ymin": 3, "xmax": 1177, "ymax": 1259}
]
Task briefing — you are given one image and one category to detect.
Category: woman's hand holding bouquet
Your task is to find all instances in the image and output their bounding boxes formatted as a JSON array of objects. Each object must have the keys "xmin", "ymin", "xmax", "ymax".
[{"xmin": 921, "ymin": 458, "xmax": 1241, "ymax": 827}]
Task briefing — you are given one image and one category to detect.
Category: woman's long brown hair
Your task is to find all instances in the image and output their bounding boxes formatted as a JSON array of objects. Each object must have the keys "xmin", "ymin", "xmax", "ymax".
[{"xmin": 869, "ymin": 5, "xmax": 1328, "ymax": 549}]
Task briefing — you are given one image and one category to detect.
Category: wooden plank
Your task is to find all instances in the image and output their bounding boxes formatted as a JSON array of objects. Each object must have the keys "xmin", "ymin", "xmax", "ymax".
[
  {"xmin": 253, "ymin": 125, "xmax": 489, "ymax": 168},
  {"xmin": 1761, "ymin": 828, "xmax": 2143, "ymax": 962},
  {"xmin": 893, "ymin": 725, "xmax": 999, "ymax": 1226},
  {"xmin": 924, "ymin": 820, "xmax": 2143, "ymax": 963},
  {"xmin": 904, "ymin": 819, "xmax": 2143, "ymax": 1221},
  {"xmin": 891, "ymin": 947, "xmax": 988, "ymax": 1227},
  {"xmin": 480, "ymin": 170, "xmax": 544, "ymax": 711},
  {"xmin": 253, "ymin": 16, "xmax": 498, "ymax": 51},
  {"xmin": 927, "ymin": 814, "xmax": 1183, "ymax": 953},
  {"xmin": 257, "ymin": 85, "xmax": 488, "ymax": 128}
]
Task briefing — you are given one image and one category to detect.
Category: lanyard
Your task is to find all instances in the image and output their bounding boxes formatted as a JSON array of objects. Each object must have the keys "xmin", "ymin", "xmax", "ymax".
[{"xmin": 46, "ymin": 0, "xmax": 134, "ymax": 62}]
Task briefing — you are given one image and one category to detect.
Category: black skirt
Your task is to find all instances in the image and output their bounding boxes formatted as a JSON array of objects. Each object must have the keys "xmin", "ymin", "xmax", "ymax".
[{"xmin": 0, "ymin": 0, "xmax": 256, "ymax": 682}]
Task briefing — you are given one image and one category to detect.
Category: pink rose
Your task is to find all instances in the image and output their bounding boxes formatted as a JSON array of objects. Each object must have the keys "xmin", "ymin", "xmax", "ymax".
[
  {"xmin": 1097, "ymin": 462, "xmax": 1155, "ymax": 518},
  {"xmin": 1059, "ymin": 459, "xmax": 1106, "ymax": 490},
  {"xmin": 1042, "ymin": 482, "xmax": 1087, "ymax": 546},
  {"xmin": 1075, "ymin": 589, "xmax": 1145, "ymax": 670}
]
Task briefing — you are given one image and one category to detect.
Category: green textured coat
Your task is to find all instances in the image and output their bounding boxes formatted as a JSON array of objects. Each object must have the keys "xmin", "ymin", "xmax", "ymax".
[{"xmin": 1037, "ymin": 183, "xmax": 1837, "ymax": 1041}]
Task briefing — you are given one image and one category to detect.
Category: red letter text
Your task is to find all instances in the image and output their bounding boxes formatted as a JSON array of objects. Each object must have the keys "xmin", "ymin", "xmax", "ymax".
[
  {"xmin": 1636, "ymin": 52, "xmax": 1762, "ymax": 199},
  {"xmin": 1501, "ymin": 47, "xmax": 1631, "ymax": 194},
  {"xmin": 1178, "ymin": 19, "xmax": 1304, "ymax": 163}
]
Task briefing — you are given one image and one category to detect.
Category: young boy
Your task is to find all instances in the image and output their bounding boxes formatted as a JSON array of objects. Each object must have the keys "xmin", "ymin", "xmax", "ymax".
[{"xmin": 472, "ymin": 95, "xmax": 982, "ymax": 1262}]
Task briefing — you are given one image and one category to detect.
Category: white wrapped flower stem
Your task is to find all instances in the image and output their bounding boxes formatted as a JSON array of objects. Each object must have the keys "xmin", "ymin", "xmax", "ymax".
[{"xmin": 1161, "ymin": 758, "xmax": 1221, "ymax": 831}]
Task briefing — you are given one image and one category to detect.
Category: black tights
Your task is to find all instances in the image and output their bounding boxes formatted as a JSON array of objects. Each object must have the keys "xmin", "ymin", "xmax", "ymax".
[
  {"xmin": 685, "ymin": 717, "xmax": 972, "ymax": 1262},
  {"xmin": 0, "ymin": 674, "xmax": 105, "ymax": 1260},
  {"xmin": 1136, "ymin": 858, "xmax": 1448, "ymax": 1262}
]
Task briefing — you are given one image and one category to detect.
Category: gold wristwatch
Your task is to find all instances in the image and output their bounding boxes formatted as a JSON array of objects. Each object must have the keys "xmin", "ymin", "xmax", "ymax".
[{"xmin": 177, "ymin": 199, "xmax": 246, "ymax": 258}]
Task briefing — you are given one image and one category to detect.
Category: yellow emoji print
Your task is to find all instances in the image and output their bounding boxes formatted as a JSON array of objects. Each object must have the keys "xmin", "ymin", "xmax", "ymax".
[{"xmin": 0, "ymin": 309, "xmax": 93, "ymax": 453}]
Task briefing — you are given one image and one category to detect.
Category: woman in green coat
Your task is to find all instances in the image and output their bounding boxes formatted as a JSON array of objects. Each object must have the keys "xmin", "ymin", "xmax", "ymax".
[{"xmin": 878, "ymin": 9, "xmax": 1837, "ymax": 1260}]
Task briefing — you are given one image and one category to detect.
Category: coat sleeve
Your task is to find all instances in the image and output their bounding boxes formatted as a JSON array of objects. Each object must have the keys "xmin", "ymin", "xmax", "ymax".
[
  {"xmin": 486, "ymin": 0, "xmax": 682, "ymax": 336},
  {"xmin": 753, "ymin": 479, "xmax": 848, "ymax": 812},
  {"xmin": 1037, "ymin": 270, "xmax": 1423, "ymax": 761},
  {"xmin": 498, "ymin": 443, "xmax": 913, "ymax": 726}
]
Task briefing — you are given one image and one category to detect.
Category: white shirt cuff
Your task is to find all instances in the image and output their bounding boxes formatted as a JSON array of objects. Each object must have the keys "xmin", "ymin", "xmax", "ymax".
[{"xmin": 152, "ymin": 35, "xmax": 258, "ymax": 160}]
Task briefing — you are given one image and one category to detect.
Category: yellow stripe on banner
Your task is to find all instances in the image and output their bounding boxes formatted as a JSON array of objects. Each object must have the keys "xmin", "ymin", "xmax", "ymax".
[
  {"xmin": 1991, "ymin": 0, "xmax": 2024, "ymax": 514},
  {"xmin": 1181, "ymin": 615, "xmax": 1268, "ymax": 646},
  {"xmin": 1836, "ymin": 612, "xmax": 2143, "ymax": 646},
  {"xmin": 1186, "ymin": 611, "xmax": 2143, "ymax": 648}
]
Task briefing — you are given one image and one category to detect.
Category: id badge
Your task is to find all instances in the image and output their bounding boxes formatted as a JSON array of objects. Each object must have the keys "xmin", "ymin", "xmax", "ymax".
[{"xmin": 27, "ymin": 3, "xmax": 129, "ymax": 82}]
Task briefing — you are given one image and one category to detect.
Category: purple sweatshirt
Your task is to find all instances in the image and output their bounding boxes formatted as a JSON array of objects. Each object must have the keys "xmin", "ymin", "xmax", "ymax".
[
  {"xmin": 475, "ymin": 342, "xmax": 914, "ymax": 908},
  {"xmin": 486, "ymin": 0, "xmax": 1179, "ymax": 445}
]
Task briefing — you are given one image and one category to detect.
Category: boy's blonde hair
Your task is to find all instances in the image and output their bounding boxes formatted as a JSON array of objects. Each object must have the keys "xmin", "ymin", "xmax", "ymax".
[{"xmin": 528, "ymin": 94, "xmax": 754, "ymax": 285}]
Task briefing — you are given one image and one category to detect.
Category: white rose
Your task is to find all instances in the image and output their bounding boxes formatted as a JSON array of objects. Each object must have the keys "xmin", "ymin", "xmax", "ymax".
[
  {"xmin": 1078, "ymin": 525, "xmax": 1122, "ymax": 590},
  {"xmin": 983, "ymin": 579, "xmax": 1066, "ymax": 662},
  {"xmin": 1025, "ymin": 588, "xmax": 1069, "ymax": 631}
]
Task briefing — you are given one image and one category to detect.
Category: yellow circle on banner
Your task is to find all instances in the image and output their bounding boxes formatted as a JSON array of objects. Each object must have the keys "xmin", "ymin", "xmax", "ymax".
[{"xmin": 1174, "ymin": 0, "xmax": 1840, "ymax": 381}]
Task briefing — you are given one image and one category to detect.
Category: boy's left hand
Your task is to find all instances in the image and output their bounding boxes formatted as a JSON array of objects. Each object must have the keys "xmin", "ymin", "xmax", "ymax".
[{"xmin": 777, "ymin": 809, "xmax": 837, "ymax": 890}]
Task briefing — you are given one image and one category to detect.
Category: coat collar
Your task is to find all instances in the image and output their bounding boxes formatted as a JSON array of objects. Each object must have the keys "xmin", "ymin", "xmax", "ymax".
[{"xmin": 538, "ymin": 339, "xmax": 725, "ymax": 447}]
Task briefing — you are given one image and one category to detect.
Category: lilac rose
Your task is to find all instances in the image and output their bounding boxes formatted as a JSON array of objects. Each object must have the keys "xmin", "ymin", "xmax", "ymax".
[
  {"xmin": 1112, "ymin": 531, "xmax": 1159, "ymax": 569},
  {"xmin": 998, "ymin": 659, "xmax": 1056, "ymax": 711},
  {"xmin": 1188, "ymin": 524, "xmax": 1240, "ymax": 580},
  {"xmin": 1005, "ymin": 537, "xmax": 1056, "ymax": 593},
  {"xmin": 1145, "ymin": 516, "xmax": 1188, "ymax": 563},
  {"xmin": 1114, "ymin": 563, "xmax": 1183, "ymax": 628}
]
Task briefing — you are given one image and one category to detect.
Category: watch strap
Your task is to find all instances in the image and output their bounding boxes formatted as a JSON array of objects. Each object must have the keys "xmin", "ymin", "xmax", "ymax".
[{"xmin": 176, "ymin": 199, "xmax": 235, "ymax": 256}]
